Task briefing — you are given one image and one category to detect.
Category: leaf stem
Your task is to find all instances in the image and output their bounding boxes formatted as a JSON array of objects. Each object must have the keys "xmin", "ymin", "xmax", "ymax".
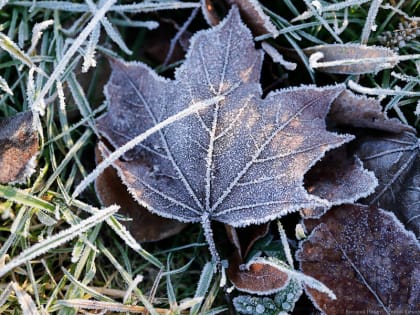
[{"xmin": 201, "ymin": 213, "xmax": 220, "ymax": 268}]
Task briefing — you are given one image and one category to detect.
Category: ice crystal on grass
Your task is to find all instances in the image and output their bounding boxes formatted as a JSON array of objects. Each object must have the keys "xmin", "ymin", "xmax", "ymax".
[{"xmin": 233, "ymin": 278, "xmax": 302, "ymax": 314}]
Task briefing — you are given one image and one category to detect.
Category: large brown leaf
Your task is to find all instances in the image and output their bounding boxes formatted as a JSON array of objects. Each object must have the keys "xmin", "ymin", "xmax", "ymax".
[
  {"xmin": 297, "ymin": 204, "xmax": 420, "ymax": 314},
  {"xmin": 96, "ymin": 8, "xmax": 353, "ymax": 260},
  {"xmin": 355, "ymin": 131, "xmax": 420, "ymax": 236},
  {"xmin": 0, "ymin": 111, "xmax": 38, "ymax": 184}
]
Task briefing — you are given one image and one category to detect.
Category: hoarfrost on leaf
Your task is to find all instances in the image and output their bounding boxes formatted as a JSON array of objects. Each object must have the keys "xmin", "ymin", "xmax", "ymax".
[
  {"xmin": 97, "ymin": 7, "xmax": 353, "ymax": 262},
  {"xmin": 297, "ymin": 204, "xmax": 420, "ymax": 315},
  {"xmin": 355, "ymin": 131, "xmax": 420, "ymax": 236}
]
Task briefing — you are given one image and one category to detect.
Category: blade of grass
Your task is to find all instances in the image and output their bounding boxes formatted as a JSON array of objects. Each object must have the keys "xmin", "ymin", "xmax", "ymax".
[{"xmin": 0, "ymin": 205, "xmax": 119, "ymax": 278}]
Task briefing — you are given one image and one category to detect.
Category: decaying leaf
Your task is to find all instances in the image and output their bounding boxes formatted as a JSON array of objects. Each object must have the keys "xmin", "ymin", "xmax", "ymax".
[
  {"xmin": 305, "ymin": 44, "xmax": 399, "ymax": 74},
  {"xmin": 355, "ymin": 131, "xmax": 420, "ymax": 236},
  {"xmin": 225, "ymin": 223, "xmax": 270, "ymax": 260},
  {"xmin": 201, "ymin": 0, "xmax": 227, "ymax": 26},
  {"xmin": 329, "ymin": 90, "xmax": 415, "ymax": 134},
  {"xmin": 297, "ymin": 204, "xmax": 420, "ymax": 315},
  {"xmin": 94, "ymin": 144, "xmax": 186, "ymax": 242},
  {"xmin": 0, "ymin": 111, "xmax": 38, "ymax": 184},
  {"xmin": 227, "ymin": 253, "xmax": 290, "ymax": 295},
  {"xmin": 226, "ymin": 0, "xmax": 279, "ymax": 38},
  {"xmin": 225, "ymin": 223, "xmax": 288, "ymax": 295},
  {"xmin": 201, "ymin": 0, "xmax": 279, "ymax": 38},
  {"xmin": 97, "ymin": 7, "xmax": 354, "ymax": 261},
  {"xmin": 303, "ymin": 146, "xmax": 377, "ymax": 218}
]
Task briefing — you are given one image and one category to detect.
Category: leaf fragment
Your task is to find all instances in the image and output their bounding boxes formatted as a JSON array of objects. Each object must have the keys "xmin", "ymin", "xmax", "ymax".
[
  {"xmin": 303, "ymin": 146, "xmax": 378, "ymax": 218},
  {"xmin": 226, "ymin": 0, "xmax": 279, "ymax": 38},
  {"xmin": 305, "ymin": 44, "xmax": 399, "ymax": 74},
  {"xmin": 329, "ymin": 90, "xmax": 415, "ymax": 133},
  {"xmin": 355, "ymin": 131, "xmax": 420, "ymax": 236},
  {"xmin": 0, "ymin": 111, "xmax": 38, "ymax": 184},
  {"xmin": 228, "ymin": 253, "xmax": 290, "ymax": 295},
  {"xmin": 95, "ymin": 143, "xmax": 187, "ymax": 242},
  {"xmin": 297, "ymin": 204, "xmax": 420, "ymax": 315}
]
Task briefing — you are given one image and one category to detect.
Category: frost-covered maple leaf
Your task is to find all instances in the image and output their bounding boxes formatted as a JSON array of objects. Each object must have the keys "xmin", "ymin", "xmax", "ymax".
[{"xmin": 96, "ymin": 7, "xmax": 353, "ymax": 262}]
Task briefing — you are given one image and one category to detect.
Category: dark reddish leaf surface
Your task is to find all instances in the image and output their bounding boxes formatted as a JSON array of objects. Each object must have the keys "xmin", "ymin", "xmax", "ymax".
[
  {"xmin": 227, "ymin": 252, "xmax": 290, "ymax": 295},
  {"xmin": 329, "ymin": 90, "xmax": 414, "ymax": 133},
  {"xmin": 0, "ymin": 111, "xmax": 38, "ymax": 184},
  {"xmin": 355, "ymin": 131, "xmax": 420, "ymax": 236},
  {"xmin": 95, "ymin": 143, "xmax": 186, "ymax": 242},
  {"xmin": 201, "ymin": 0, "xmax": 226, "ymax": 26},
  {"xmin": 225, "ymin": 223, "xmax": 290, "ymax": 295},
  {"xmin": 297, "ymin": 204, "xmax": 420, "ymax": 315},
  {"xmin": 303, "ymin": 146, "xmax": 377, "ymax": 218}
]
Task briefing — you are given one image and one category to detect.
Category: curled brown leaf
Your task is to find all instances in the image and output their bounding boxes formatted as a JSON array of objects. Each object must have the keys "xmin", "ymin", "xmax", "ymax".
[{"xmin": 227, "ymin": 252, "xmax": 290, "ymax": 295}]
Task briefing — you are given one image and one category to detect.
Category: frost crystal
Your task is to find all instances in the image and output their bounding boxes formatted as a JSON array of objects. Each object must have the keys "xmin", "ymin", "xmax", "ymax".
[
  {"xmin": 233, "ymin": 278, "xmax": 303, "ymax": 314},
  {"xmin": 97, "ymin": 7, "xmax": 353, "ymax": 262}
]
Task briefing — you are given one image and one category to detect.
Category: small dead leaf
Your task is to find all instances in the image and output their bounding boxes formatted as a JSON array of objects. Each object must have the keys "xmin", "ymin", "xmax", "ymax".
[
  {"xmin": 305, "ymin": 44, "xmax": 399, "ymax": 74},
  {"xmin": 201, "ymin": 0, "xmax": 279, "ymax": 38},
  {"xmin": 226, "ymin": 0, "xmax": 279, "ymax": 38},
  {"xmin": 95, "ymin": 143, "xmax": 186, "ymax": 242},
  {"xmin": 0, "ymin": 111, "xmax": 38, "ymax": 184},
  {"xmin": 303, "ymin": 146, "xmax": 377, "ymax": 218},
  {"xmin": 329, "ymin": 90, "xmax": 415, "ymax": 133},
  {"xmin": 227, "ymin": 252, "xmax": 290, "ymax": 295},
  {"xmin": 297, "ymin": 204, "xmax": 420, "ymax": 314},
  {"xmin": 225, "ymin": 223, "xmax": 289, "ymax": 295},
  {"xmin": 225, "ymin": 223, "xmax": 270, "ymax": 260},
  {"xmin": 355, "ymin": 131, "xmax": 420, "ymax": 236},
  {"xmin": 201, "ymin": 0, "xmax": 227, "ymax": 26}
]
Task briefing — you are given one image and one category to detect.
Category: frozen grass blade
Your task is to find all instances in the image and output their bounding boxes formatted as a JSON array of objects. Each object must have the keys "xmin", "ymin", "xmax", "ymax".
[
  {"xmin": 72, "ymin": 94, "xmax": 224, "ymax": 198},
  {"xmin": 31, "ymin": 0, "xmax": 117, "ymax": 112},
  {"xmin": 0, "ymin": 205, "xmax": 119, "ymax": 278},
  {"xmin": 302, "ymin": 0, "xmax": 343, "ymax": 43},
  {"xmin": 0, "ymin": 32, "xmax": 45, "ymax": 75},
  {"xmin": 0, "ymin": 184, "xmax": 55, "ymax": 213},
  {"xmin": 28, "ymin": 20, "xmax": 54, "ymax": 54},
  {"xmin": 0, "ymin": 75, "xmax": 13, "ymax": 95},
  {"xmin": 12, "ymin": 1, "xmax": 200, "ymax": 12},
  {"xmin": 85, "ymin": 0, "xmax": 132, "ymax": 55},
  {"xmin": 61, "ymin": 268, "xmax": 114, "ymax": 302},
  {"xmin": 360, "ymin": 0, "xmax": 383, "ymax": 44},
  {"xmin": 252, "ymin": 257, "xmax": 336, "ymax": 300},
  {"xmin": 98, "ymin": 242, "xmax": 160, "ymax": 315},
  {"xmin": 69, "ymin": 199, "xmax": 163, "ymax": 269},
  {"xmin": 11, "ymin": 282, "xmax": 40, "ymax": 315},
  {"xmin": 348, "ymin": 80, "xmax": 420, "ymax": 97},
  {"xmin": 57, "ymin": 299, "xmax": 170, "ymax": 314},
  {"xmin": 190, "ymin": 262, "xmax": 215, "ymax": 315},
  {"xmin": 82, "ymin": 24, "xmax": 100, "ymax": 73}
]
